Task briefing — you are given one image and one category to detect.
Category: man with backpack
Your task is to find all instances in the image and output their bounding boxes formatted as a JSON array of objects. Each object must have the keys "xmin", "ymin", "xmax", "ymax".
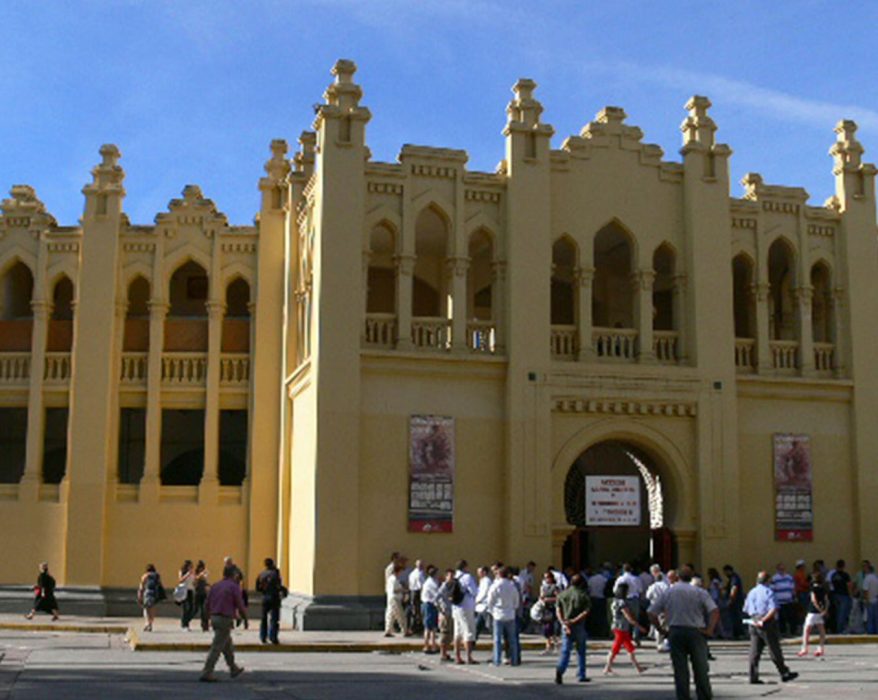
[
  {"xmin": 452, "ymin": 560, "xmax": 479, "ymax": 664},
  {"xmin": 255, "ymin": 557, "xmax": 285, "ymax": 645}
]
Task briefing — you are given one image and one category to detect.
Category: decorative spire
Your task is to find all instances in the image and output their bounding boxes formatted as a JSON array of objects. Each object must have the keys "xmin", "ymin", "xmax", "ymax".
[
  {"xmin": 507, "ymin": 78, "xmax": 544, "ymax": 128},
  {"xmin": 0, "ymin": 185, "xmax": 56, "ymax": 227},
  {"xmin": 681, "ymin": 96, "xmax": 716, "ymax": 149},
  {"xmin": 830, "ymin": 119, "xmax": 864, "ymax": 174},
  {"xmin": 84, "ymin": 144, "xmax": 125, "ymax": 194},
  {"xmin": 323, "ymin": 59, "xmax": 363, "ymax": 111},
  {"xmin": 263, "ymin": 139, "xmax": 291, "ymax": 183}
]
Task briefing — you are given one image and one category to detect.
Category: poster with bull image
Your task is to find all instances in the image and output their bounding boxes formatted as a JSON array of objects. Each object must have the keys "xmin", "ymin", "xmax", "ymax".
[
  {"xmin": 773, "ymin": 433, "xmax": 813, "ymax": 542},
  {"xmin": 408, "ymin": 415, "xmax": 455, "ymax": 533}
]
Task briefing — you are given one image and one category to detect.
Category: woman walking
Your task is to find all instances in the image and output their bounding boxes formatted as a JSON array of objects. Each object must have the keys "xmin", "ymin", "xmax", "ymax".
[
  {"xmin": 178, "ymin": 560, "xmax": 196, "ymax": 630},
  {"xmin": 138, "ymin": 564, "xmax": 164, "ymax": 631},
  {"xmin": 604, "ymin": 583, "xmax": 647, "ymax": 675},
  {"xmin": 798, "ymin": 572, "xmax": 828, "ymax": 657},
  {"xmin": 193, "ymin": 560, "xmax": 210, "ymax": 632},
  {"xmin": 25, "ymin": 562, "xmax": 59, "ymax": 621},
  {"xmin": 539, "ymin": 570, "xmax": 560, "ymax": 654}
]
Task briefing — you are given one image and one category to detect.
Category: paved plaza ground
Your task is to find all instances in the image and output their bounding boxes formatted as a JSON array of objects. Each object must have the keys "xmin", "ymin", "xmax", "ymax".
[{"xmin": 2, "ymin": 620, "xmax": 878, "ymax": 699}]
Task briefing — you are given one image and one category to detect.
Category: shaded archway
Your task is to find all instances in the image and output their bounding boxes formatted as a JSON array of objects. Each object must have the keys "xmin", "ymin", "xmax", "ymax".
[
  {"xmin": 222, "ymin": 277, "xmax": 251, "ymax": 353},
  {"xmin": 551, "ymin": 237, "xmax": 576, "ymax": 325},
  {"xmin": 768, "ymin": 239, "xmax": 796, "ymax": 341},
  {"xmin": 166, "ymin": 260, "xmax": 208, "ymax": 352},
  {"xmin": 124, "ymin": 276, "xmax": 150, "ymax": 352},
  {"xmin": 561, "ymin": 440, "xmax": 673, "ymax": 572},
  {"xmin": 593, "ymin": 222, "xmax": 634, "ymax": 328},
  {"xmin": 0, "ymin": 260, "xmax": 34, "ymax": 351},
  {"xmin": 413, "ymin": 206, "xmax": 449, "ymax": 318},
  {"xmin": 366, "ymin": 222, "xmax": 396, "ymax": 315}
]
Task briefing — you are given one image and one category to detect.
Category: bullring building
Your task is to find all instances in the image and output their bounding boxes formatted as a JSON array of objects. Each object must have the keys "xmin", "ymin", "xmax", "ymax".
[{"xmin": 0, "ymin": 60, "xmax": 876, "ymax": 628}]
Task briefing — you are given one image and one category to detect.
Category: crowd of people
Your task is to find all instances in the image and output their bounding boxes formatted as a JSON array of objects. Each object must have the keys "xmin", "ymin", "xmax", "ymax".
[{"xmin": 383, "ymin": 552, "xmax": 878, "ymax": 696}]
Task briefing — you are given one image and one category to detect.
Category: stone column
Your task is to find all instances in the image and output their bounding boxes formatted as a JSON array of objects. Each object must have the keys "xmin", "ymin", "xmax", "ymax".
[
  {"xmin": 796, "ymin": 286, "xmax": 815, "ymax": 375},
  {"xmin": 394, "ymin": 254, "xmax": 415, "ymax": 349},
  {"xmin": 673, "ymin": 274, "xmax": 689, "ymax": 362},
  {"xmin": 200, "ymin": 299, "xmax": 225, "ymax": 503},
  {"xmin": 107, "ymin": 300, "xmax": 128, "ymax": 487},
  {"xmin": 361, "ymin": 250, "xmax": 371, "ymax": 345},
  {"xmin": 140, "ymin": 301, "xmax": 168, "ymax": 502},
  {"xmin": 753, "ymin": 283, "xmax": 772, "ymax": 372},
  {"xmin": 491, "ymin": 261, "xmax": 507, "ymax": 353},
  {"xmin": 448, "ymin": 256, "xmax": 469, "ymax": 352},
  {"xmin": 634, "ymin": 269, "xmax": 655, "ymax": 363},
  {"xmin": 575, "ymin": 267, "xmax": 594, "ymax": 362},
  {"xmin": 21, "ymin": 298, "xmax": 50, "ymax": 500},
  {"xmin": 832, "ymin": 286, "xmax": 847, "ymax": 377}
]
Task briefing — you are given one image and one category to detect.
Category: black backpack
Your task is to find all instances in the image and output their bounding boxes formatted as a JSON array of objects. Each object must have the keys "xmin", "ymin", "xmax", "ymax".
[{"xmin": 450, "ymin": 578, "xmax": 465, "ymax": 605}]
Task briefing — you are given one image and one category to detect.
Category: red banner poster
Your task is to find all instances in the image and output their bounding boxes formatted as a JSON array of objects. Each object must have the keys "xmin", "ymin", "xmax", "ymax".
[
  {"xmin": 408, "ymin": 415, "xmax": 454, "ymax": 533},
  {"xmin": 773, "ymin": 433, "xmax": 813, "ymax": 542}
]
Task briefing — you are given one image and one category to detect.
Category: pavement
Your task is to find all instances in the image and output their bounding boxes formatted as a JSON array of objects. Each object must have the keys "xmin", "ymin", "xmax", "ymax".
[{"xmin": 2, "ymin": 624, "xmax": 878, "ymax": 699}]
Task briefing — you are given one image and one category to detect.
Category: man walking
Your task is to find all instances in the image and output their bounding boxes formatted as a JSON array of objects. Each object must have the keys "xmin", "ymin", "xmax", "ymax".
[
  {"xmin": 200, "ymin": 564, "xmax": 246, "ymax": 682},
  {"xmin": 255, "ymin": 557, "xmax": 284, "ymax": 644},
  {"xmin": 487, "ymin": 566, "xmax": 520, "ymax": 666},
  {"xmin": 614, "ymin": 563, "xmax": 644, "ymax": 643},
  {"xmin": 648, "ymin": 566, "xmax": 718, "ymax": 700},
  {"xmin": 771, "ymin": 563, "xmax": 796, "ymax": 636},
  {"xmin": 647, "ymin": 564, "xmax": 671, "ymax": 651},
  {"xmin": 555, "ymin": 574, "xmax": 591, "ymax": 684},
  {"xmin": 743, "ymin": 571, "xmax": 798, "ymax": 685},
  {"xmin": 384, "ymin": 563, "xmax": 409, "ymax": 637}
]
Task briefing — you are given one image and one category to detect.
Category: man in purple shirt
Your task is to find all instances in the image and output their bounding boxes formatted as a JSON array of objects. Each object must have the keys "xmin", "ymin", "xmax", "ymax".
[{"xmin": 201, "ymin": 564, "xmax": 247, "ymax": 682}]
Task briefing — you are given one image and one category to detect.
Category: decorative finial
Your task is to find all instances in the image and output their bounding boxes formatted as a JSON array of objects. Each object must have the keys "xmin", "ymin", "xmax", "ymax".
[
  {"xmin": 264, "ymin": 139, "xmax": 291, "ymax": 183},
  {"xmin": 831, "ymin": 119, "xmax": 864, "ymax": 172},
  {"xmin": 507, "ymin": 78, "xmax": 544, "ymax": 128},
  {"xmin": 681, "ymin": 96, "xmax": 716, "ymax": 148},
  {"xmin": 332, "ymin": 59, "xmax": 357, "ymax": 84},
  {"xmin": 100, "ymin": 144, "xmax": 121, "ymax": 167}
]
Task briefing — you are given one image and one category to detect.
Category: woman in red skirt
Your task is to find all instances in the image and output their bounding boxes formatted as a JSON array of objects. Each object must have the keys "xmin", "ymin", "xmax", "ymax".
[{"xmin": 604, "ymin": 582, "xmax": 647, "ymax": 675}]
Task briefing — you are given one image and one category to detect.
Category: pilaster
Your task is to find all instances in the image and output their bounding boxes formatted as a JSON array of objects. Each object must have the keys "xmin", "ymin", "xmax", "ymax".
[
  {"xmin": 491, "ymin": 261, "xmax": 507, "ymax": 353},
  {"xmin": 447, "ymin": 256, "xmax": 469, "ymax": 351},
  {"xmin": 395, "ymin": 254, "xmax": 415, "ymax": 349},
  {"xmin": 140, "ymin": 300, "xmax": 168, "ymax": 502},
  {"xmin": 795, "ymin": 286, "xmax": 815, "ymax": 375},
  {"xmin": 575, "ymin": 267, "xmax": 594, "ymax": 361},
  {"xmin": 752, "ymin": 283, "xmax": 772, "ymax": 372},
  {"xmin": 633, "ymin": 269, "xmax": 655, "ymax": 363}
]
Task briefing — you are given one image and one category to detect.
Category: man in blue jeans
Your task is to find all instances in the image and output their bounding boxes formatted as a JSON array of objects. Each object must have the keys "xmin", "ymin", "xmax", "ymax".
[
  {"xmin": 486, "ymin": 566, "xmax": 520, "ymax": 666},
  {"xmin": 255, "ymin": 557, "xmax": 284, "ymax": 644},
  {"xmin": 830, "ymin": 559, "xmax": 853, "ymax": 634},
  {"xmin": 555, "ymin": 574, "xmax": 591, "ymax": 684}
]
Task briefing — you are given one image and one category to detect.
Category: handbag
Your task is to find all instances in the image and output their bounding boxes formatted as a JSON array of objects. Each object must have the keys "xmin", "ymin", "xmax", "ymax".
[
  {"xmin": 173, "ymin": 582, "xmax": 188, "ymax": 604},
  {"xmin": 530, "ymin": 599, "xmax": 546, "ymax": 622}
]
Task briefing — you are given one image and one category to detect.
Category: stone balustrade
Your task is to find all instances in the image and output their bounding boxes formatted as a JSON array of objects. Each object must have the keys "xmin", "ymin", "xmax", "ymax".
[
  {"xmin": 0, "ymin": 353, "xmax": 30, "ymax": 384},
  {"xmin": 120, "ymin": 352, "xmax": 148, "ymax": 383},
  {"xmin": 593, "ymin": 327, "xmax": 638, "ymax": 361},
  {"xmin": 813, "ymin": 342, "xmax": 834, "ymax": 373},
  {"xmin": 550, "ymin": 324, "xmax": 577, "ymax": 360},
  {"xmin": 467, "ymin": 321, "xmax": 496, "ymax": 354},
  {"xmin": 770, "ymin": 339, "xmax": 799, "ymax": 372},
  {"xmin": 43, "ymin": 353, "xmax": 71, "ymax": 383},
  {"xmin": 161, "ymin": 353, "xmax": 208, "ymax": 386},
  {"xmin": 653, "ymin": 331, "xmax": 679, "ymax": 364},
  {"xmin": 734, "ymin": 338, "xmax": 756, "ymax": 372},
  {"xmin": 220, "ymin": 353, "xmax": 250, "ymax": 385},
  {"xmin": 364, "ymin": 313, "xmax": 396, "ymax": 348},
  {"xmin": 411, "ymin": 317, "xmax": 451, "ymax": 350}
]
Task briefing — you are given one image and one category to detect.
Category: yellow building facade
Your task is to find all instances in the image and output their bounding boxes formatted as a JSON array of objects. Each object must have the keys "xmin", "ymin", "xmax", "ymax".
[{"xmin": 1, "ymin": 60, "xmax": 876, "ymax": 627}]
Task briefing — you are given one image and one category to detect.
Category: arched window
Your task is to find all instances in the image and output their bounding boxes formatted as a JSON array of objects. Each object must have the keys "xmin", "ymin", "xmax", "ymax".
[
  {"xmin": 551, "ymin": 237, "xmax": 576, "ymax": 325},
  {"xmin": 732, "ymin": 254, "xmax": 755, "ymax": 338},
  {"xmin": 0, "ymin": 261, "xmax": 33, "ymax": 320},
  {"xmin": 768, "ymin": 239, "xmax": 796, "ymax": 340},
  {"xmin": 652, "ymin": 244, "xmax": 675, "ymax": 331},
  {"xmin": 593, "ymin": 222, "xmax": 634, "ymax": 328},
  {"xmin": 166, "ymin": 260, "xmax": 209, "ymax": 351},
  {"xmin": 0, "ymin": 261, "xmax": 34, "ymax": 352},
  {"xmin": 413, "ymin": 207, "xmax": 449, "ymax": 318},
  {"xmin": 124, "ymin": 276, "xmax": 150, "ymax": 352},
  {"xmin": 811, "ymin": 262, "xmax": 832, "ymax": 343},
  {"xmin": 467, "ymin": 229, "xmax": 494, "ymax": 321},
  {"xmin": 222, "ymin": 278, "xmax": 251, "ymax": 353},
  {"xmin": 47, "ymin": 276, "xmax": 74, "ymax": 352},
  {"xmin": 366, "ymin": 223, "xmax": 396, "ymax": 314}
]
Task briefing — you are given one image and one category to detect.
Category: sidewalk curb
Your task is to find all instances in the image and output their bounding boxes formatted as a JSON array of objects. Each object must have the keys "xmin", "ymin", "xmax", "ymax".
[{"xmin": 0, "ymin": 622, "xmax": 129, "ymax": 634}]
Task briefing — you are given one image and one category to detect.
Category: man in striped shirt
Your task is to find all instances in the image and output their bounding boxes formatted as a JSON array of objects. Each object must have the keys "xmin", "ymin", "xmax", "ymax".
[{"xmin": 771, "ymin": 563, "xmax": 796, "ymax": 636}]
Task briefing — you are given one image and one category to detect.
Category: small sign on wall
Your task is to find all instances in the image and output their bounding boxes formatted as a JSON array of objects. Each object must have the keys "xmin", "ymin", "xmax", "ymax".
[
  {"xmin": 408, "ymin": 415, "xmax": 454, "ymax": 533},
  {"xmin": 773, "ymin": 433, "xmax": 813, "ymax": 542},
  {"xmin": 585, "ymin": 476, "xmax": 641, "ymax": 526}
]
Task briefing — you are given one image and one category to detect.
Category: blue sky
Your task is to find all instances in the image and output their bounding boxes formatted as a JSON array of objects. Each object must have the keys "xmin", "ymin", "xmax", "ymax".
[{"xmin": 1, "ymin": 1, "xmax": 876, "ymax": 225}]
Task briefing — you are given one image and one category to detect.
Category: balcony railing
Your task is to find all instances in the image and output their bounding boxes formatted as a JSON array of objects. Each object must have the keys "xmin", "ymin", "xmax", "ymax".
[
  {"xmin": 467, "ymin": 321, "xmax": 496, "ymax": 354},
  {"xmin": 220, "ymin": 354, "xmax": 250, "ymax": 386},
  {"xmin": 593, "ymin": 327, "xmax": 637, "ymax": 361},
  {"xmin": 770, "ymin": 340, "xmax": 799, "ymax": 372},
  {"xmin": 734, "ymin": 338, "xmax": 756, "ymax": 373},
  {"xmin": 161, "ymin": 353, "xmax": 207, "ymax": 386},
  {"xmin": 0, "ymin": 353, "xmax": 30, "ymax": 384},
  {"xmin": 411, "ymin": 317, "xmax": 450, "ymax": 351},
  {"xmin": 364, "ymin": 313, "xmax": 396, "ymax": 349},
  {"xmin": 813, "ymin": 342, "xmax": 834, "ymax": 373},
  {"xmin": 120, "ymin": 352, "xmax": 148, "ymax": 384},
  {"xmin": 43, "ymin": 353, "xmax": 71, "ymax": 383},
  {"xmin": 550, "ymin": 325, "xmax": 577, "ymax": 360},
  {"xmin": 653, "ymin": 331, "xmax": 679, "ymax": 364}
]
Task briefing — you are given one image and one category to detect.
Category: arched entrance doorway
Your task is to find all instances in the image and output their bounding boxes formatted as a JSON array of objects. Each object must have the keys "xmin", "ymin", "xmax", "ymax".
[{"xmin": 562, "ymin": 440, "xmax": 675, "ymax": 572}]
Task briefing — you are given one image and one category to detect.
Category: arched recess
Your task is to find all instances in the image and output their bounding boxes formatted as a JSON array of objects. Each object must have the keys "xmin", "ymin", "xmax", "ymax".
[
  {"xmin": 768, "ymin": 238, "xmax": 796, "ymax": 340},
  {"xmin": 652, "ymin": 243, "xmax": 676, "ymax": 331},
  {"xmin": 810, "ymin": 261, "xmax": 832, "ymax": 343},
  {"xmin": 165, "ymin": 260, "xmax": 208, "ymax": 352},
  {"xmin": 732, "ymin": 253, "xmax": 756, "ymax": 338},
  {"xmin": 0, "ymin": 260, "xmax": 34, "ymax": 351},
  {"xmin": 413, "ymin": 205, "xmax": 450, "ymax": 318},
  {"xmin": 366, "ymin": 221, "xmax": 397, "ymax": 314},
  {"xmin": 223, "ymin": 277, "xmax": 251, "ymax": 352},
  {"xmin": 47, "ymin": 275, "xmax": 74, "ymax": 352},
  {"xmin": 551, "ymin": 236, "xmax": 577, "ymax": 325},
  {"xmin": 593, "ymin": 220, "xmax": 635, "ymax": 328},
  {"xmin": 467, "ymin": 228, "xmax": 494, "ymax": 321},
  {"xmin": 124, "ymin": 276, "xmax": 151, "ymax": 352}
]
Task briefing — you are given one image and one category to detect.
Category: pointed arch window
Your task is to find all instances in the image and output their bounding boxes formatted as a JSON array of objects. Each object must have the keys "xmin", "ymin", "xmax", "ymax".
[
  {"xmin": 593, "ymin": 222, "xmax": 634, "ymax": 329},
  {"xmin": 0, "ymin": 261, "xmax": 34, "ymax": 351}
]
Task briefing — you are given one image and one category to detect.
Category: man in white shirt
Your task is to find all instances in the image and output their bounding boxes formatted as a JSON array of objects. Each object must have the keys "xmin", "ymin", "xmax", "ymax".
[
  {"xmin": 474, "ymin": 566, "xmax": 493, "ymax": 641},
  {"xmin": 420, "ymin": 565, "xmax": 440, "ymax": 654},
  {"xmin": 646, "ymin": 564, "xmax": 671, "ymax": 651},
  {"xmin": 453, "ymin": 560, "xmax": 479, "ymax": 664},
  {"xmin": 863, "ymin": 563, "xmax": 878, "ymax": 634},
  {"xmin": 487, "ymin": 567, "xmax": 521, "ymax": 666},
  {"xmin": 384, "ymin": 563, "xmax": 409, "ymax": 637},
  {"xmin": 407, "ymin": 560, "xmax": 425, "ymax": 633}
]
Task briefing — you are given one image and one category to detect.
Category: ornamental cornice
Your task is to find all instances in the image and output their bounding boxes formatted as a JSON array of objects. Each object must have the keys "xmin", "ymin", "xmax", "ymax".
[
  {"xmin": 731, "ymin": 217, "xmax": 757, "ymax": 229},
  {"xmin": 465, "ymin": 189, "xmax": 501, "ymax": 203},
  {"xmin": 367, "ymin": 182, "xmax": 404, "ymax": 195},
  {"xmin": 553, "ymin": 397, "xmax": 696, "ymax": 417},
  {"xmin": 807, "ymin": 223, "xmax": 835, "ymax": 237}
]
